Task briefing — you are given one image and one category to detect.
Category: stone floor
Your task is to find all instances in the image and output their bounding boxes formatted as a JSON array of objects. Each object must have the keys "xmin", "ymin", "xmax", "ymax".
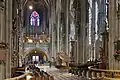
[
  {"xmin": 45, "ymin": 67, "xmax": 88, "ymax": 80},
  {"xmin": 26, "ymin": 65, "xmax": 89, "ymax": 80},
  {"xmin": 26, "ymin": 65, "xmax": 88, "ymax": 80}
]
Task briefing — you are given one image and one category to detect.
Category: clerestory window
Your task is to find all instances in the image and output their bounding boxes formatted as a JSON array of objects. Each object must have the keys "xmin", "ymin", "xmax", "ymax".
[{"xmin": 30, "ymin": 11, "xmax": 40, "ymax": 26}]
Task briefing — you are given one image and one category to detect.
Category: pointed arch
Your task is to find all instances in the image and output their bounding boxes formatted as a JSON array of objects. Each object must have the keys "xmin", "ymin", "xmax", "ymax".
[{"xmin": 24, "ymin": 48, "xmax": 48, "ymax": 61}]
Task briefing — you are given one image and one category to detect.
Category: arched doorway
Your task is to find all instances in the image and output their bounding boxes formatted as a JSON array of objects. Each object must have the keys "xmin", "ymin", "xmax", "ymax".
[{"xmin": 25, "ymin": 48, "xmax": 48, "ymax": 65}]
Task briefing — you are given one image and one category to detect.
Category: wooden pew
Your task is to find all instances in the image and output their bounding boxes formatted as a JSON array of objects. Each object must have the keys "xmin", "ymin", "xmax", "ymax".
[
  {"xmin": 69, "ymin": 61, "xmax": 97, "ymax": 76},
  {"xmin": 11, "ymin": 67, "xmax": 25, "ymax": 77},
  {"xmin": 49, "ymin": 76, "xmax": 54, "ymax": 80},
  {"xmin": 40, "ymin": 71, "xmax": 54, "ymax": 80},
  {"xmin": 34, "ymin": 70, "xmax": 42, "ymax": 80},
  {"xmin": 5, "ymin": 72, "xmax": 32, "ymax": 80},
  {"xmin": 41, "ymin": 71, "xmax": 49, "ymax": 80}
]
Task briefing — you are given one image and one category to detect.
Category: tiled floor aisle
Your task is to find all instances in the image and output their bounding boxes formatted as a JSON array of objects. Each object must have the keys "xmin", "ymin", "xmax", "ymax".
[{"xmin": 46, "ymin": 67, "xmax": 88, "ymax": 80}]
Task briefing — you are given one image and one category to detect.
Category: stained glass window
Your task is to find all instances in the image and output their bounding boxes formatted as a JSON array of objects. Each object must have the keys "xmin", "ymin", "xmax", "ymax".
[
  {"xmin": 30, "ymin": 11, "xmax": 40, "ymax": 26},
  {"xmin": 32, "ymin": 56, "xmax": 39, "ymax": 62}
]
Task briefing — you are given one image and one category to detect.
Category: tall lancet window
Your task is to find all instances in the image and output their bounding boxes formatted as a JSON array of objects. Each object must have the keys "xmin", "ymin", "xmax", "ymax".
[{"xmin": 30, "ymin": 11, "xmax": 40, "ymax": 26}]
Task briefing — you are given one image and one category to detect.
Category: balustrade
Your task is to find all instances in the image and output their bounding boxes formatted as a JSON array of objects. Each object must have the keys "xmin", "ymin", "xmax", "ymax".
[
  {"xmin": 69, "ymin": 62, "xmax": 120, "ymax": 80},
  {"xmin": 6, "ymin": 67, "xmax": 54, "ymax": 80}
]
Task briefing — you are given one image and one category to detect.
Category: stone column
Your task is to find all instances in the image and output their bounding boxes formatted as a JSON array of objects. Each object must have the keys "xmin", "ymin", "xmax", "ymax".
[
  {"xmin": 0, "ymin": 5, "xmax": 4, "ymax": 41},
  {"xmin": 57, "ymin": 16, "xmax": 60, "ymax": 52},
  {"xmin": 78, "ymin": 0, "xmax": 87, "ymax": 63},
  {"xmin": 118, "ymin": 6, "xmax": 120, "ymax": 37},
  {"xmin": 51, "ymin": 0, "xmax": 56, "ymax": 58},
  {"xmin": 116, "ymin": 4, "xmax": 120, "ymax": 69},
  {"xmin": 1, "ymin": 9, "xmax": 5, "ymax": 41},
  {"xmin": 65, "ymin": 0, "xmax": 69, "ymax": 54},
  {"xmin": 0, "ymin": 8, "xmax": 1, "ymax": 41},
  {"xmin": 0, "ymin": 1, "xmax": 5, "ymax": 41},
  {"xmin": 2, "ymin": 8, "xmax": 5, "ymax": 42},
  {"xmin": 0, "ymin": 62, "xmax": 5, "ymax": 80},
  {"xmin": 91, "ymin": 0, "xmax": 96, "ymax": 60},
  {"xmin": 0, "ymin": 1, "xmax": 5, "ymax": 79},
  {"xmin": 51, "ymin": 23, "xmax": 55, "ymax": 57},
  {"xmin": 76, "ymin": 38, "xmax": 79, "ymax": 63},
  {"xmin": 19, "ymin": 0, "xmax": 24, "ymax": 67},
  {"xmin": 70, "ymin": 40, "xmax": 77, "ymax": 63},
  {"xmin": 5, "ymin": 0, "xmax": 12, "ymax": 78},
  {"xmin": 56, "ymin": 0, "xmax": 61, "ymax": 52},
  {"xmin": 108, "ymin": 0, "xmax": 117, "ymax": 69},
  {"xmin": 43, "ymin": 10, "xmax": 46, "ymax": 32}
]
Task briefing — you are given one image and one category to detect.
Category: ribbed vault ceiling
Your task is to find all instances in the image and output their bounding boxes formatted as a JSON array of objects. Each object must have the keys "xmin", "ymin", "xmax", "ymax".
[{"xmin": 23, "ymin": 0, "xmax": 51, "ymax": 8}]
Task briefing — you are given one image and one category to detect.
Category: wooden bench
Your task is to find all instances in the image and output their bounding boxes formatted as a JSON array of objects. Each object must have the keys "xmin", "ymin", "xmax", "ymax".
[
  {"xmin": 5, "ymin": 72, "xmax": 32, "ymax": 80},
  {"xmin": 34, "ymin": 70, "xmax": 42, "ymax": 80},
  {"xmin": 11, "ymin": 67, "xmax": 25, "ymax": 77}
]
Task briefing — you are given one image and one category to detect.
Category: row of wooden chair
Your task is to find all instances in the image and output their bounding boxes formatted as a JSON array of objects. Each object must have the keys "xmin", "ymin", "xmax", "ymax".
[
  {"xmin": 31, "ymin": 70, "xmax": 54, "ymax": 80},
  {"xmin": 7, "ymin": 66, "xmax": 54, "ymax": 80}
]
